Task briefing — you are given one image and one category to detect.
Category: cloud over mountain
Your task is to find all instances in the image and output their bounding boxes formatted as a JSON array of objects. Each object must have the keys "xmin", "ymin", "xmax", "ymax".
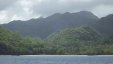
[{"xmin": 0, "ymin": 0, "xmax": 113, "ymax": 24}]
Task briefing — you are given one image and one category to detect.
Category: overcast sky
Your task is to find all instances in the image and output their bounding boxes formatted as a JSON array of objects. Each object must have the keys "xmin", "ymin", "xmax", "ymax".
[{"xmin": 0, "ymin": 0, "xmax": 113, "ymax": 24}]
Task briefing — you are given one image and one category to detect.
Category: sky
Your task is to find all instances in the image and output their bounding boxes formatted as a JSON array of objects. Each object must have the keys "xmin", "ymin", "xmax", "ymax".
[{"xmin": 0, "ymin": 0, "xmax": 113, "ymax": 24}]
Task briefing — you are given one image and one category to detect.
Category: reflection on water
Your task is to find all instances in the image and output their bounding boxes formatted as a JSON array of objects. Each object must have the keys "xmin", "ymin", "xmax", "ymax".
[{"xmin": 0, "ymin": 55, "xmax": 113, "ymax": 64}]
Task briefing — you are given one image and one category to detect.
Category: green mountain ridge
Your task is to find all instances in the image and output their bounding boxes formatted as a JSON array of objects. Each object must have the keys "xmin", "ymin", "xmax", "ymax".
[
  {"xmin": 0, "ymin": 11, "xmax": 113, "ymax": 55},
  {"xmin": 48, "ymin": 26, "xmax": 100, "ymax": 44},
  {"xmin": 0, "ymin": 26, "xmax": 113, "ymax": 55},
  {"xmin": 0, "ymin": 26, "xmax": 46, "ymax": 55},
  {"xmin": 2, "ymin": 11, "xmax": 99, "ymax": 38},
  {"xmin": 47, "ymin": 26, "xmax": 113, "ymax": 54}
]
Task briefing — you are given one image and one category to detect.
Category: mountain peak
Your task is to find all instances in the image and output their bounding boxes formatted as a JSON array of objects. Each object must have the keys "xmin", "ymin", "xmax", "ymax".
[
  {"xmin": 63, "ymin": 12, "xmax": 71, "ymax": 14},
  {"xmin": 75, "ymin": 11, "xmax": 99, "ymax": 20},
  {"xmin": 101, "ymin": 14, "xmax": 113, "ymax": 19},
  {"xmin": 46, "ymin": 13, "xmax": 61, "ymax": 19},
  {"xmin": 100, "ymin": 14, "xmax": 113, "ymax": 23},
  {"xmin": 51, "ymin": 13, "xmax": 61, "ymax": 16},
  {"xmin": 77, "ymin": 11, "xmax": 92, "ymax": 14}
]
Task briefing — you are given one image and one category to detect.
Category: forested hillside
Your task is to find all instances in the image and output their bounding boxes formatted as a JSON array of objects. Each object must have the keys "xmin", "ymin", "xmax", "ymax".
[
  {"xmin": 0, "ymin": 11, "xmax": 113, "ymax": 55},
  {"xmin": 0, "ymin": 26, "xmax": 113, "ymax": 55},
  {"xmin": 0, "ymin": 26, "xmax": 46, "ymax": 55},
  {"xmin": 47, "ymin": 26, "xmax": 113, "ymax": 54}
]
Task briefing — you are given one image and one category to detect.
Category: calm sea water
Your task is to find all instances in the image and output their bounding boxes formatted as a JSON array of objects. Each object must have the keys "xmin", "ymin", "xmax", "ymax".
[{"xmin": 0, "ymin": 55, "xmax": 113, "ymax": 64}]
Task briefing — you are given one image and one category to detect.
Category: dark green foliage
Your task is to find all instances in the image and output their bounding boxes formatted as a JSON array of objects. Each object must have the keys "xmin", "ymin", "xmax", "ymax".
[
  {"xmin": 0, "ymin": 25, "xmax": 113, "ymax": 55},
  {"xmin": 0, "ymin": 26, "xmax": 113, "ymax": 55},
  {"xmin": 48, "ymin": 26, "xmax": 100, "ymax": 45},
  {"xmin": 0, "ymin": 26, "xmax": 45, "ymax": 55},
  {"xmin": 47, "ymin": 26, "xmax": 113, "ymax": 55}
]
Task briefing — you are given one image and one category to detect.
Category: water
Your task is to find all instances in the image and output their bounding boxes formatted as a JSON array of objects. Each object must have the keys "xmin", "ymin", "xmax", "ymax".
[{"xmin": 0, "ymin": 55, "xmax": 113, "ymax": 64}]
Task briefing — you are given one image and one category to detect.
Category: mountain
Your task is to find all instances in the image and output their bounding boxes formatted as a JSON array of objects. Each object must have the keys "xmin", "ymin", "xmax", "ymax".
[
  {"xmin": 92, "ymin": 14, "xmax": 113, "ymax": 35},
  {"xmin": 0, "ymin": 26, "xmax": 27, "ymax": 54},
  {"xmin": 1, "ymin": 25, "xmax": 113, "ymax": 55},
  {"xmin": 47, "ymin": 26, "xmax": 113, "ymax": 55},
  {"xmin": 1, "ymin": 11, "xmax": 113, "ymax": 55},
  {"xmin": 2, "ymin": 11, "xmax": 99, "ymax": 38},
  {"xmin": 0, "ymin": 26, "xmax": 48, "ymax": 55},
  {"xmin": 47, "ymin": 26, "xmax": 101, "ymax": 45}
]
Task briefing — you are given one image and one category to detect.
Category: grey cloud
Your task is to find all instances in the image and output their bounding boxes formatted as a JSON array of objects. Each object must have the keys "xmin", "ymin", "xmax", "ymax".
[
  {"xmin": 0, "ymin": 0, "xmax": 113, "ymax": 24},
  {"xmin": 32, "ymin": 0, "xmax": 95, "ymax": 16},
  {"xmin": 0, "ymin": 0, "xmax": 18, "ymax": 10},
  {"xmin": 93, "ymin": 0, "xmax": 113, "ymax": 5},
  {"xmin": 31, "ymin": 0, "xmax": 113, "ymax": 17}
]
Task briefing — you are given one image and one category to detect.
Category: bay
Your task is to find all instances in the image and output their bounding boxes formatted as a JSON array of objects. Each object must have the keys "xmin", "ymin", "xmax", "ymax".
[{"xmin": 0, "ymin": 55, "xmax": 113, "ymax": 64}]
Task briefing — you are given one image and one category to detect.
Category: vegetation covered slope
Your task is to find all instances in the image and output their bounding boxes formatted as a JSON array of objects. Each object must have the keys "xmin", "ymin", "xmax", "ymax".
[
  {"xmin": 47, "ymin": 26, "xmax": 113, "ymax": 55},
  {"xmin": 0, "ymin": 26, "xmax": 46, "ymax": 55},
  {"xmin": 0, "ymin": 26, "xmax": 113, "ymax": 55},
  {"xmin": 1, "ymin": 12, "xmax": 113, "ymax": 55}
]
